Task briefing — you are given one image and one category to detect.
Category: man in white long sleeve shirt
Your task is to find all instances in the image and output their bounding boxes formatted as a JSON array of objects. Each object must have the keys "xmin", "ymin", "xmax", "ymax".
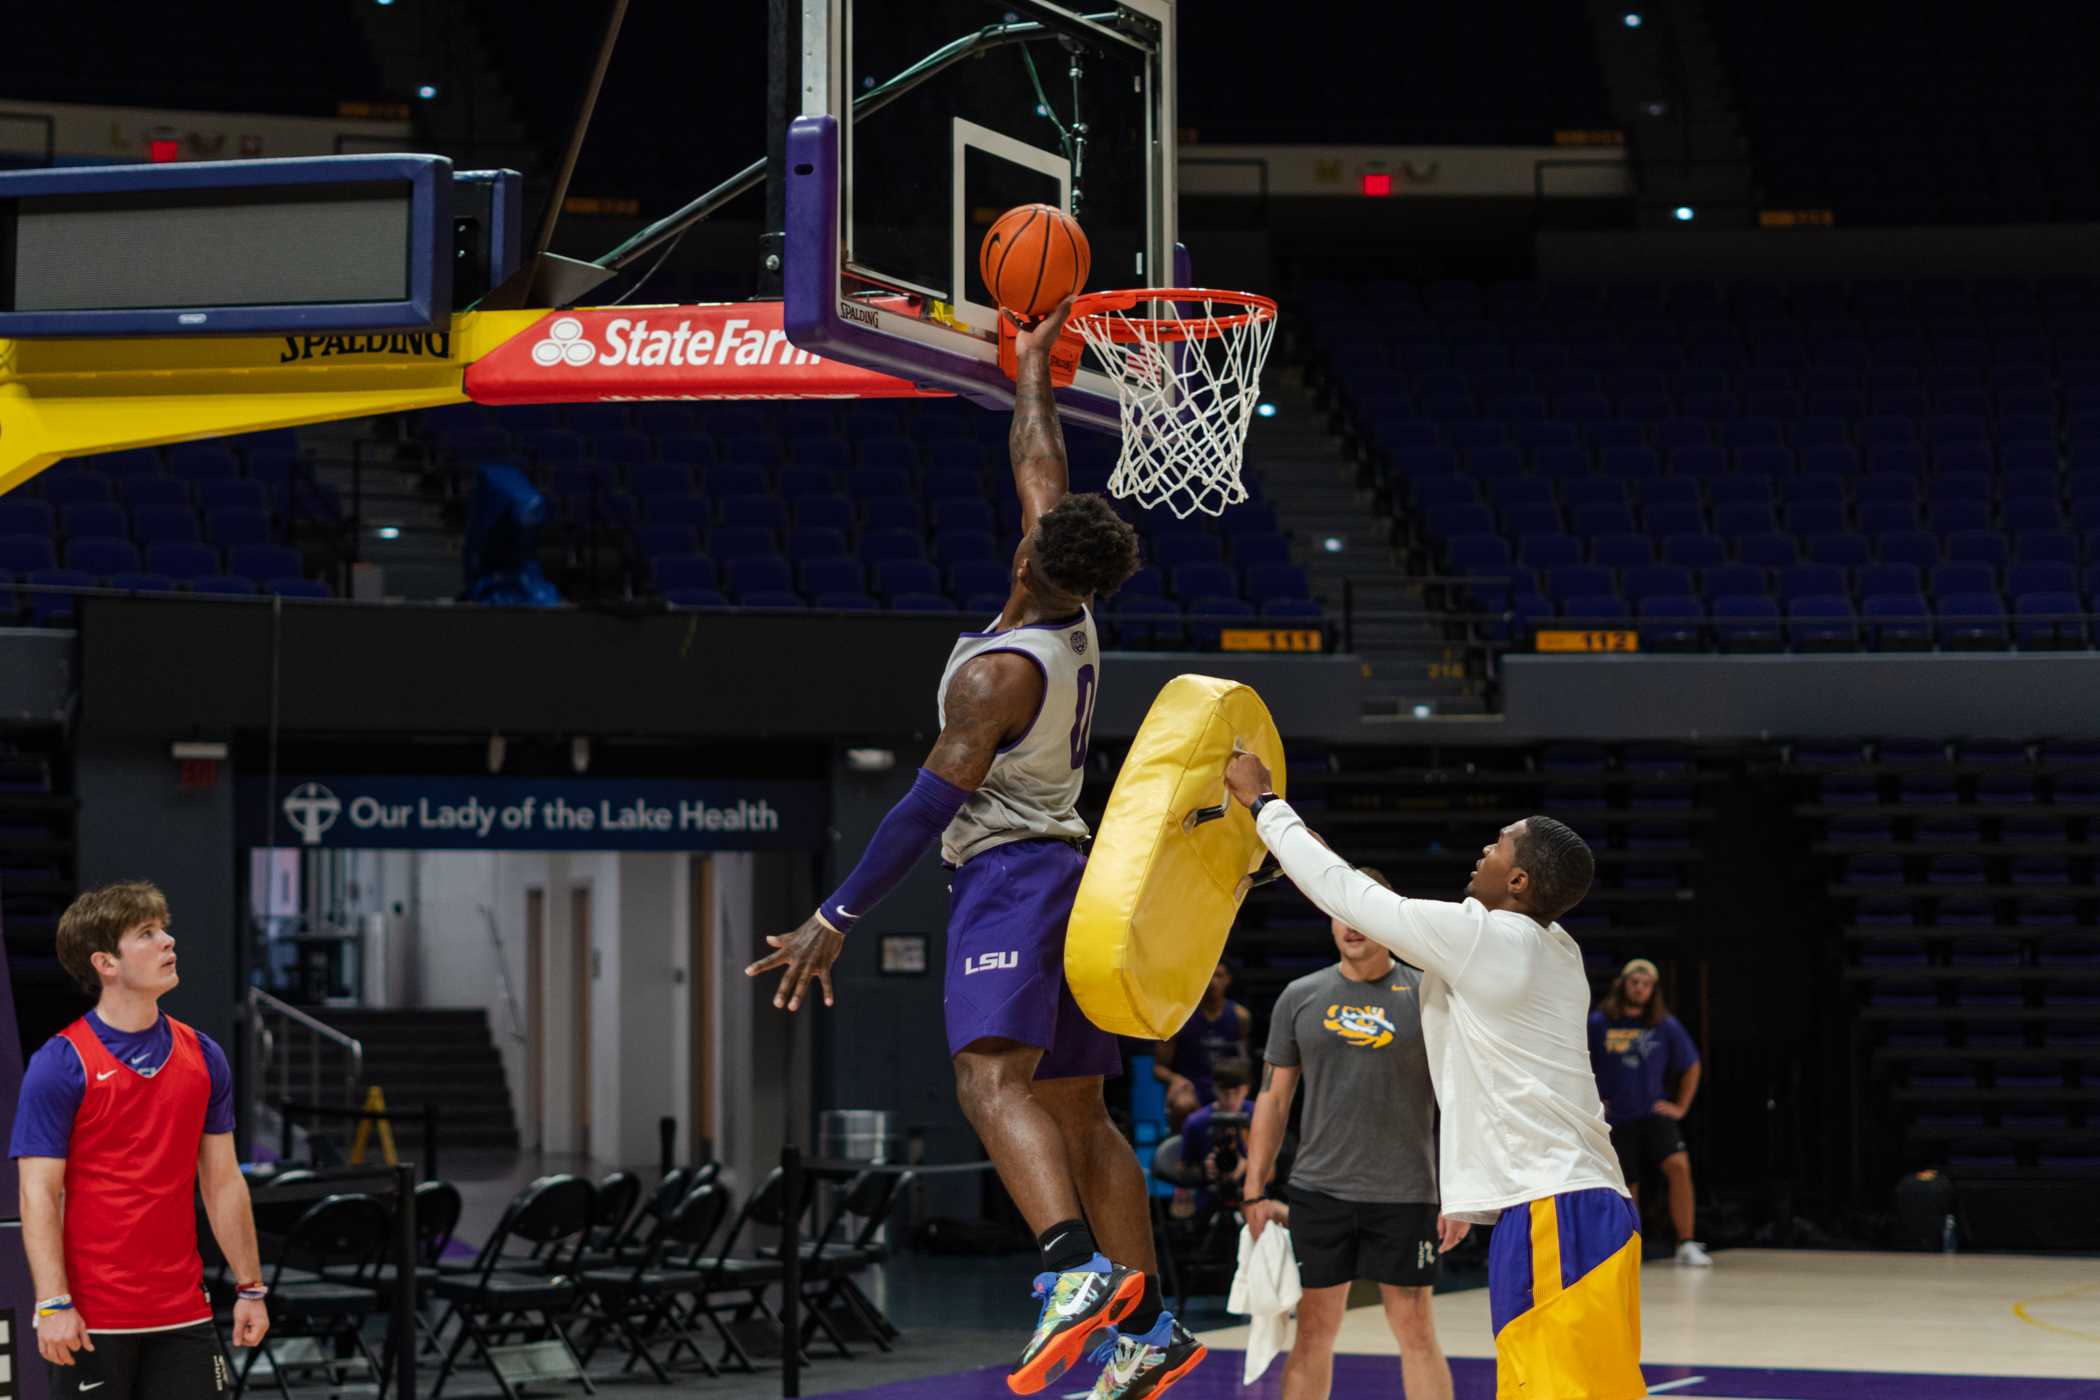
[{"xmin": 1223, "ymin": 752, "xmax": 1646, "ymax": 1400}]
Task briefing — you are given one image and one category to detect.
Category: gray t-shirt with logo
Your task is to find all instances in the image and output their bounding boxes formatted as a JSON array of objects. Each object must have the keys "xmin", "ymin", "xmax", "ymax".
[{"xmin": 1265, "ymin": 960, "xmax": 1439, "ymax": 1205}]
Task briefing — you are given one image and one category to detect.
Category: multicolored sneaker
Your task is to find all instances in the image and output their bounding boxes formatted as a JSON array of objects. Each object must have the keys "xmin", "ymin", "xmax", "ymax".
[
  {"xmin": 1006, "ymin": 1253, "xmax": 1146, "ymax": 1395},
  {"xmin": 1084, "ymin": 1311, "xmax": 1208, "ymax": 1400}
]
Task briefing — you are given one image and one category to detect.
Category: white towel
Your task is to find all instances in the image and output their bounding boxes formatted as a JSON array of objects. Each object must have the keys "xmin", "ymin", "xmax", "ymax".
[{"xmin": 1226, "ymin": 1221, "xmax": 1302, "ymax": 1385}]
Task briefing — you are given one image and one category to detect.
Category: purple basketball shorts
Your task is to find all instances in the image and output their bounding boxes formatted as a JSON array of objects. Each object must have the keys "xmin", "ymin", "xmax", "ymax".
[{"xmin": 943, "ymin": 837, "xmax": 1121, "ymax": 1080}]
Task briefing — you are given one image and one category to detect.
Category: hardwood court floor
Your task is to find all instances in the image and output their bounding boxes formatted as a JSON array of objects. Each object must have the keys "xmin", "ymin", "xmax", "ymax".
[{"xmin": 821, "ymin": 1250, "xmax": 2100, "ymax": 1399}]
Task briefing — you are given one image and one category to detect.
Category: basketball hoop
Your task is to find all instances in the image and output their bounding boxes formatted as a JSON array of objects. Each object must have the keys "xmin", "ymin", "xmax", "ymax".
[{"xmin": 1069, "ymin": 288, "xmax": 1278, "ymax": 520}]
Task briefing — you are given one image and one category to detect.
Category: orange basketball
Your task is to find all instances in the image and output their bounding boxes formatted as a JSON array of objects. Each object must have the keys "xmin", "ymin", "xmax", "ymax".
[{"xmin": 979, "ymin": 203, "xmax": 1091, "ymax": 319}]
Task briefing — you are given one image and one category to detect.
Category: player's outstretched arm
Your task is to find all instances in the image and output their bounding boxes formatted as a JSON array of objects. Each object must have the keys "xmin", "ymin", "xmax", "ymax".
[
  {"xmin": 746, "ymin": 654, "xmax": 1043, "ymax": 1012},
  {"xmin": 1009, "ymin": 296, "xmax": 1077, "ymax": 536},
  {"xmin": 1223, "ymin": 752, "xmax": 1468, "ymax": 981}
]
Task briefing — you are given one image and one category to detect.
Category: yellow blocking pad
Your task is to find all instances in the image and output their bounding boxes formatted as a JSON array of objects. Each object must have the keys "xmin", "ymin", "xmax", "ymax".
[{"xmin": 1066, "ymin": 674, "xmax": 1286, "ymax": 1039}]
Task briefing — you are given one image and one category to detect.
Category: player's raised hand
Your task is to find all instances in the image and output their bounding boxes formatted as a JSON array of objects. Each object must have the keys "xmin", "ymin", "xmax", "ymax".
[
  {"xmin": 1008, "ymin": 294, "xmax": 1076, "ymax": 360},
  {"xmin": 745, "ymin": 912, "xmax": 847, "ymax": 1012},
  {"xmin": 1224, "ymin": 751, "xmax": 1273, "ymax": 807}
]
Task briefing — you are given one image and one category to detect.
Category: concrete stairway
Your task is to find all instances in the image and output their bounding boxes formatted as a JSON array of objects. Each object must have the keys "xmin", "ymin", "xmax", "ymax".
[{"xmin": 1246, "ymin": 369, "xmax": 1494, "ymax": 717}]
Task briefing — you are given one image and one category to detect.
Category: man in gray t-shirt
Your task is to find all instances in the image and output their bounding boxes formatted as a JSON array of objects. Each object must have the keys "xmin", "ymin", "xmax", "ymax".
[{"xmin": 1243, "ymin": 867, "xmax": 1467, "ymax": 1400}]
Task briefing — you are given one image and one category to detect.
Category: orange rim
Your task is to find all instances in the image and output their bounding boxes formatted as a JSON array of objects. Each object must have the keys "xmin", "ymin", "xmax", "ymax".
[{"xmin": 1070, "ymin": 287, "xmax": 1277, "ymax": 343}]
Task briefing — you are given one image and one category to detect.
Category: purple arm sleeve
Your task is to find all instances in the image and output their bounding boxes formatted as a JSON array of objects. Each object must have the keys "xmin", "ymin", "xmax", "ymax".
[
  {"xmin": 8, "ymin": 1039, "xmax": 84, "ymax": 1159},
  {"xmin": 199, "ymin": 1033, "xmax": 237, "ymax": 1135},
  {"xmin": 818, "ymin": 768, "xmax": 972, "ymax": 933}
]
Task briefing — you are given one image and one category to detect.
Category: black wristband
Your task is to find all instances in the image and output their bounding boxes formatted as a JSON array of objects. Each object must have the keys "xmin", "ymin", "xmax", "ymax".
[{"xmin": 1250, "ymin": 792, "xmax": 1282, "ymax": 819}]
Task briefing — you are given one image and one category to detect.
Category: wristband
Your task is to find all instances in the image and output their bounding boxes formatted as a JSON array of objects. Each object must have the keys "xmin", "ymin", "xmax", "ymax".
[
  {"xmin": 1250, "ymin": 792, "xmax": 1282, "ymax": 819},
  {"xmin": 36, "ymin": 1294, "xmax": 73, "ymax": 1317},
  {"xmin": 236, "ymin": 1283, "xmax": 269, "ymax": 1301}
]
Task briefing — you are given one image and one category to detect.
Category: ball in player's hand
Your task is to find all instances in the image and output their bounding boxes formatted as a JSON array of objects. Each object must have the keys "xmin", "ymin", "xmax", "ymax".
[{"xmin": 980, "ymin": 204, "xmax": 1091, "ymax": 319}]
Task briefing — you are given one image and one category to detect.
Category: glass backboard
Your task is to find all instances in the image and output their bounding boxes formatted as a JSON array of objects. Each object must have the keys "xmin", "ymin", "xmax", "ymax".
[{"xmin": 785, "ymin": 0, "xmax": 1177, "ymax": 432}]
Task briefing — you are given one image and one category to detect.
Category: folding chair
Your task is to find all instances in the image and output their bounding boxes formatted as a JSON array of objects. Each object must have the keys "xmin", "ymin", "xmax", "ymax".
[
  {"xmin": 243, "ymin": 1193, "xmax": 392, "ymax": 1400},
  {"xmin": 576, "ymin": 1183, "xmax": 732, "ymax": 1383},
  {"xmin": 325, "ymin": 1178, "xmax": 463, "ymax": 1368},
  {"xmin": 429, "ymin": 1174, "xmax": 598, "ymax": 1400},
  {"xmin": 675, "ymin": 1165, "xmax": 818, "ymax": 1373},
  {"xmin": 796, "ymin": 1169, "xmax": 917, "ymax": 1353}
]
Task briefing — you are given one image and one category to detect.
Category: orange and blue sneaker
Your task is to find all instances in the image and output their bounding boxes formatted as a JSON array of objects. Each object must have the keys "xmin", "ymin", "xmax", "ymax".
[
  {"xmin": 1006, "ymin": 1253, "xmax": 1145, "ymax": 1395},
  {"xmin": 1084, "ymin": 1311, "xmax": 1208, "ymax": 1400}
]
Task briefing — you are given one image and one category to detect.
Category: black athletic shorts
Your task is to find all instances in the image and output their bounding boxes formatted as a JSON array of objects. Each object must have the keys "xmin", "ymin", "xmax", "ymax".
[
  {"xmin": 1285, "ymin": 1186, "xmax": 1441, "ymax": 1289},
  {"xmin": 48, "ymin": 1322, "xmax": 229, "ymax": 1400},
  {"xmin": 1611, "ymin": 1113, "xmax": 1688, "ymax": 1186}
]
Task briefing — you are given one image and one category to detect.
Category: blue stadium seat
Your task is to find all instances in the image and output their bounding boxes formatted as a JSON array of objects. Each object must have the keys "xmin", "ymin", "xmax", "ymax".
[
  {"xmin": 1625, "ymin": 564, "xmax": 1693, "ymax": 601},
  {"xmin": 65, "ymin": 538, "xmax": 139, "ymax": 576},
  {"xmin": 1560, "ymin": 593, "xmax": 1628, "ymax": 624},
  {"xmin": 62, "ymin": 503, "xmax": 129, "ymax": 541},
  {"xmin": 786, "ymin": 527, "xmax": 850, "ymax": 563},
  {"xmin": 0, "ymin": 500, "xmax": 55, "ymax": 537},
  {"xmin": 229, "ymin": 544, "xmax": 302, "ymax": 581},
  {"xmin": 1707, "ymin": 476, "xmax": 1773, "ymax": 508},
  {"xmin": 1186, "ymin": 596, "xmax": 1258, "ymax": 647},
  {"xmin": 1714, "ymin": 502, "xmax": 1777, "ymax": 538},
  {"xmin": 1788, "ymin": 593, "xmax": 1859, "ymax": 649},
  {"xmin": 1807, "ymin": 533, "xmax": 1872, "ymax": 568},
  {"xmin": 1737, "ymin": 533, "xmax": 1799, "ymax": 569},
  {"xmin": 874, "ymin": 559, "xmax": 941, "ymax": 598},
  {"xmin": 1938, "ymin": 591, "xmax": 2009, "ymax": 649},
  {"xmin": 1547, "ymin": 565, "xmax": 1614, "ymax": 602},
  {"xmin": 42, "ymin": 472, "xmax": 114, "ymax": 506},
  {"xmin": 1783, "ymin": 502, "xmax": 1847, "ymax": 536},
  {"xmin": 1247, "ymin": 563, "xmax": 1311, "ymax": 601},
  {"xmin": 860, "ymin": 498, "xmax": 924, "ymax": 534},
  {"xmin": 726, "ymin": 558, "xmax": 795, "ymax": 597},
  {"xmin": 27, "ymin": 570, "xmax": 93, "ymax": 627},
  {"xmin": 1945, "ymin": 530, "xmax": 2009, "ymax": 568},
  {"xmin": 1661, "ymin": 533, "xmax": 1726, "ymax": 569},
  {"xmin": 1929, "ymin": 562, "xmax": 1996, "ymax": 598},
  {"xmin": 1856, "ymin": 502, "xmax": 1919, "ymax": 536},
  {"xmin": 1643, "ymin": 503, "xmax": 1707, "ymax": 539},
  {"xmin": 890, "ymin": 592, "xmax": 957, "ymax": 613},
  {"xmin": 1856, "ymin": 563, "xmax": 1921, "ymax": 599},
  {"xmin": 83, "ymin": 448, "xmax": 164, "ymax": 480},
  {"xmin": 1173, "ymin": 562, "xmax": 1240, "ymax": 599},
  {"xmin": 1711, "ymin": 592, "xmax": 1782, "ymax": 651},
  {"xmin": 802, "ymin": 558, "xmax": 869, "ymax": 596},
  {"xmin": 1230, "ymin": 534, "xmax": 1291, "ymax": 567},
  {"xmin": 1637, "ymin": 593, "xmax": 1706, "ymax": 650},
  {"xmin": 932, "ymin": 530, "xmax": 996, "ymax": 566},
  {"xmin": 1570, "ymin": 503, "xmax": 1634, "ymax": 536},
  {"xmin": 1701, "ymin": 563, "xmax": 1765, "ymax": 598},
  {"xmin": 1520, "ymin": 534, "xmax": 1582, "ymax": 569},
  {"xmin": 1877, "ymin": 531, "xmax": 1941, "ymax": 570},
  {"xmin": 1778, "ymin": 563, "xmax": 1847, "ymax": 602},
  {"xmin": 950, "ymin": 560, "xmax": 1009, "ymax": 598},
  {"xmin": 858, "ymin": 529, "xmax": 926, "ymax": 564},
  {"xmin": 1860, "ymin": 593, "xmax": 1933, "ymax": 650},
  {"xmin": 1600, "ymin": 446, "xmax": 1661, "ymax": 478},
  {"xmin": 637, "ymin": 525, "xmax": 701, "ymax": 560},
  {"xmin": 777, "ymin": 466, "xmax": 837, "ymax": 502},
  {"xmin": 166, "ymin": 446, "xmax": 241, "ymax": 481},
  {"xmin": 145, "ymin": 542, "xmax": 219, "ymax": 580},
  {"xmin": 707, "ymin": 525, "xmax": 776, "ymax": 562},
  {"xmin": 2015, "ymin": 592, "xmax": 2087, "ymax": 649},
  {"xmin": 121, "ymin": 478, "xmax": 190, "ymax": 511},
  {"xmin": 654, "ymin": 556, "xmax": 719, "ymax": 593},
  {"xmin": 1592, "ymin": 533, "xmax": 1653, "ymax": 568},
  {"xmin": 108, "ymin": 572, "xmax": 178, "ymax": 595}
]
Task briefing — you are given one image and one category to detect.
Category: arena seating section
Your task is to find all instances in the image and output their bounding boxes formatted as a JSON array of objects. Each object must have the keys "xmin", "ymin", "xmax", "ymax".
[
  {"xmin": 404, "ymin": 399, "xmax": 1316, "ymax": 646},
  {"xmin": 1715, "ymin": 2, "xmax": 2100, "ymax": 226},
  {"xmin": 1793, "ymin": 737, "xmax": 2100, "ymax": 1178},
  {"xmin": 0, "ymin": 432, "xmax": 338, "ymax": 624},
  {"xmin": 1308, "ymin": 276, "xmax": 2100, "ymax": 653}
]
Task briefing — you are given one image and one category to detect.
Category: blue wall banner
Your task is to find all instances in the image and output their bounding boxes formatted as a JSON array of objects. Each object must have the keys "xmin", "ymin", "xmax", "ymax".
[{"xmin": 241, "ymin": 776, "xmax": 827, "ymax": 851}]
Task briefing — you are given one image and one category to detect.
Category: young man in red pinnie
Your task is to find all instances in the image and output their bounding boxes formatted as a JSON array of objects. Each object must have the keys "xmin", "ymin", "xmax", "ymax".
[{"xmin": 11, "ymin": 882, "xmax": 270, "ymax": 1399}]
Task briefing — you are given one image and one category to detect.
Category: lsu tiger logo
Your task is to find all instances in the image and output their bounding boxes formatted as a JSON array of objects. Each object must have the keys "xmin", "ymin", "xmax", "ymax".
[{"xmin": 1322, "ymin": 1003, "xmax": 1396, "ymax": 1049}]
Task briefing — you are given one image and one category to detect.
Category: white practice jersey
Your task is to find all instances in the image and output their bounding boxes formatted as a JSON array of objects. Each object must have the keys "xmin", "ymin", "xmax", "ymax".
[{"xmin": 936, "ymin": 608, "xmax": 1100, "ymax": 866}]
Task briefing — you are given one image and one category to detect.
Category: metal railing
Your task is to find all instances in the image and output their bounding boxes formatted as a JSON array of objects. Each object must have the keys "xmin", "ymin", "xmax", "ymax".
[{"xmin": 247, "ymin": 987, "xmax": 364, "ymax": 1147}]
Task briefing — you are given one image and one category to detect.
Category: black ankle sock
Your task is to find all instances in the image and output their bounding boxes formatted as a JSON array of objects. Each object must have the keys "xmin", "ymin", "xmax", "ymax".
[
  {"xmin": 1123, "ymin": 1276, "xmax": 1165, "ymax": 1334},
  {"xmin": 1038, "ymin": 1219, "xmax": 1096, "ymax": 1273}
]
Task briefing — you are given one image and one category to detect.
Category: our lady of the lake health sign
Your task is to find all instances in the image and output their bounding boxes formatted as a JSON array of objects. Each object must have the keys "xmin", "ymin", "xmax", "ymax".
[{"xmin": 244, "ymin": 776, "xmax": 826, "ymax": 851}]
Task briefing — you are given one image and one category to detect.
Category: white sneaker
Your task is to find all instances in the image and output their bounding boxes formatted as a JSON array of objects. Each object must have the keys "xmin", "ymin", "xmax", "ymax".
[{"xmin": 1675, "ymin": 1240, "xmax": 1713, "ymax": 1267}]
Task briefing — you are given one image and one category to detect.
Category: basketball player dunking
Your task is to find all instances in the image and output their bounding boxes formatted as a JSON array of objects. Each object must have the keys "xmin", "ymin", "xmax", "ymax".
[{"xmin": 750, "ymin": 300, "xmax": 1206, "ymax": 1400}]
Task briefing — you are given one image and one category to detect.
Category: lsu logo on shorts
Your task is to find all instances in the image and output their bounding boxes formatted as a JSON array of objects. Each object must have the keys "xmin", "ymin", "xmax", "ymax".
[
  {"xmin": 1488, "ymin": 1188, "xmax": 1645, "ymax": 1399},
  {"xmin": 1321, "ymin": 1004, "xmax": 1395, "ymax": 1049}
]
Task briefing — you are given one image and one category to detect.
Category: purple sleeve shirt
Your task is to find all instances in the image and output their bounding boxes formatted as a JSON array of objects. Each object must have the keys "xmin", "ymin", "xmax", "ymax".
[{"xmin": 8, "ymin": 1014, "xmax": 235, "ymax": 1158}]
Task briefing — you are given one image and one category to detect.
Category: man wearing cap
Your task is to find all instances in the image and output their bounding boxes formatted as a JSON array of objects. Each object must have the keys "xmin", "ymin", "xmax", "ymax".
[{"xmin": 1590, "ymin": 958, "xmax": 1709, "ymax": 1267}]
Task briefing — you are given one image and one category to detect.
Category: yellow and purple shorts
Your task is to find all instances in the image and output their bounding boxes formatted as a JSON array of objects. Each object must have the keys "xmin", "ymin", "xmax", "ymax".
[{"xmin": 1487, "ymin": 1188, "xmax": 1646, "ymax": 1399}]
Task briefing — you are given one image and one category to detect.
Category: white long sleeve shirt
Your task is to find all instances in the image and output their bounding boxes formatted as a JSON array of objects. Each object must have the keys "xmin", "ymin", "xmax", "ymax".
[{"xmin": 1254, "ymin": 798, "xmax": 1630, "ymax": 1223}]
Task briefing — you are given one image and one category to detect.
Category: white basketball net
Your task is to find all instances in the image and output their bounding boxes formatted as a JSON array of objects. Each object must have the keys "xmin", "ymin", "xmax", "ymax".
[{"xmin": 1072, "ymin": 293, "xmax": 1277, "ymax": 519}]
